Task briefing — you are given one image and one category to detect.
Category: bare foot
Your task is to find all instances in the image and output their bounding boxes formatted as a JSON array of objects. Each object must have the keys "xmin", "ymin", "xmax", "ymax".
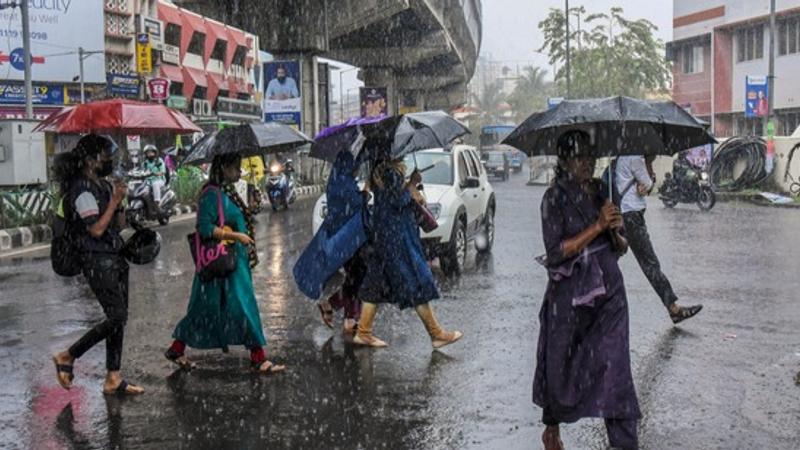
[
  {"xmin": 353, "ymin": 333, "xmax": 388, "ymax": 348},
  {"xmin": 432, "ymin": 330, "xmax": 463, "ymax": 349}
]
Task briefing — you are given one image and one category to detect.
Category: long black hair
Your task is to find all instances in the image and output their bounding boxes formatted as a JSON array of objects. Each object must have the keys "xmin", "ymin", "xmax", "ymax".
[
  {"xmin": 52, "ymin": 134, "xmax": 113, "ymax": 194},
  {"xmin": 208, "ymin": 152, "xmax": 242, "ymax": 186}
]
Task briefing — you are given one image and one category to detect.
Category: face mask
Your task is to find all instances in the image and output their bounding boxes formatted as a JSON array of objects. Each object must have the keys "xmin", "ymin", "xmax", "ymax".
[
  {"xmin": 96, "ymin": 159, "xmax": 114, "ymax": 177},
  {"xmin": 277, "ymin": 76, "xmax": 286, "ymax": 83}
]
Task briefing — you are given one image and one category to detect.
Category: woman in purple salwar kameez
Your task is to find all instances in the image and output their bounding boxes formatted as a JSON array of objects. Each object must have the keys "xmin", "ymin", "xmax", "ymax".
[{"xmin": 533, "ymin": 131, "xmax": 641, "ymax": 450}]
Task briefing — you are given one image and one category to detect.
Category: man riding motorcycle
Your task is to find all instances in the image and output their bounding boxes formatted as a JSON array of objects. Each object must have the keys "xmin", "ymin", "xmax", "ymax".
[{"xmin": 142, "ymin": 145, "xmax": 167, "ymax": 206}]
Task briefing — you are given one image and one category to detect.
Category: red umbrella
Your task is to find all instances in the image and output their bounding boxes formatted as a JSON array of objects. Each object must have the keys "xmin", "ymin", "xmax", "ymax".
[{"xmin": 33, "ymin": 98, "xmax": 201, "ymax": 135}]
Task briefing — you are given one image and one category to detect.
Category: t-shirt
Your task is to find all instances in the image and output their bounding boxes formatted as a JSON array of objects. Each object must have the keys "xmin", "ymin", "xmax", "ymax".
[
  {"xmin": 266, "ymin": 77, "xmax": 299, "ymax": 99},
  {"xmin": 71, "ymin": 178, "xmax": 124, "ymax": 254},
  {"xmin": 615, "ymin": 156, "xmax": 653, "ymax": 214}
]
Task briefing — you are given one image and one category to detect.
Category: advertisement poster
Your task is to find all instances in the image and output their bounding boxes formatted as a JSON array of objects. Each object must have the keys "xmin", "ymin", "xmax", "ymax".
[
  {"xmin": 136, "ymin": 34, "xmax": 153, "ymax": 74},
  {"xmin": 0, "ymin": 83, "xmax": 64, "ymax": 105},
  {"xmin": 148, "ymin": 78, "xmax": 170, "ymax": 101},
  {"xmin": 745, "ymin": 75, "xmax": 768, "ymax": 118},
  {"xmin": 263, "ymin": 60, "xmax": 302, "ymax": 127},
  {"xmin": 685, "ymin": 144, "xmax": 713, "ymax": 170},
  {"xmin": 0, "ymin": 0, "xmax": 105, "ymax": 83},
  {"xmin": 107, "ymin": 73, "xmax": 140, "ymax": 98},
  {"xmin": 360, "ymin": 87, "xmax": 388, "ymax": 118}
]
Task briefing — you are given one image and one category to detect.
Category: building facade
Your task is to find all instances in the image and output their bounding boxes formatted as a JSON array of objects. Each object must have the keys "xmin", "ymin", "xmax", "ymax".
[{"xmin": 669, "ymin": 0, "xmax": 800, "ymax": 137}]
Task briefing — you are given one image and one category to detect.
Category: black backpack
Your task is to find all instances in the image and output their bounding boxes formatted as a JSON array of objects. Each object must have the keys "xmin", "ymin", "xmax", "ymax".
[
  {"xmin": 51, "ymin": 195, "xmax": 83, "ymax": 277},
  {"xmin": 600, "ymin": 158, "xmax": 637, "ymax": 206}
]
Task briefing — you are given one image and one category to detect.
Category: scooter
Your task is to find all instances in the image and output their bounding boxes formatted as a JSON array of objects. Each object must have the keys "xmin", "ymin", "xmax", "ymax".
[
  {"xmin": 266, "ymin": 160, "xmax": 296, "ymax": 211},
  {"xmin": 126, "ymin": 169, "xmax": 177, "ymax": 226},
  {"xmin": 659, "ymin": 167, "xmax": 716, "ymax": 211}
]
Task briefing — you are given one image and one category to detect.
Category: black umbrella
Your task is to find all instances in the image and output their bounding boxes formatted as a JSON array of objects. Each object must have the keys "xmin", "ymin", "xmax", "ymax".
[
  {"xmin": 310, "ymin": 111, "xmax": 470, "ymax": 162},
  {"xmin": 182, "ymin": 122, "xmax": 313, "ymax": 165},
  {"xmin": 502, "ymin": 96, "xmax": 716, "ymax": 157}
]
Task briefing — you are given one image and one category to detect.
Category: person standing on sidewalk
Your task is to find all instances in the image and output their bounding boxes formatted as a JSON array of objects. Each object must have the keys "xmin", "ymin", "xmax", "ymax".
[
  {"xmin": 51, "ymin": 134, "xmax": 144, "ymax": 396},
  {"xmin": 615, "ymin": 155, "xmax": 703, "ymax": 324}
]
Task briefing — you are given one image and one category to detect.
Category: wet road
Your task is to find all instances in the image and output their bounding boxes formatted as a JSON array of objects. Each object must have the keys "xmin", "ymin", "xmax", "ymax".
[{"xmin": 2, "ymin": 172, "xmax": 799, "ymax": 449}]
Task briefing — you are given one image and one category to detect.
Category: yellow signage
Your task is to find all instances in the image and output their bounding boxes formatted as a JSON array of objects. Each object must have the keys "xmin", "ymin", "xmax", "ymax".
[{"xmin": 136, "ymin": 34, "xmax": 152, "ymax": 74}]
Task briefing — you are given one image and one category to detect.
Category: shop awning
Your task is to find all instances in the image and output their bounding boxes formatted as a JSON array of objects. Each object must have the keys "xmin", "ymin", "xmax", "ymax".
[
  {"xmin": 227, "ymin": 28, "xmax": 249, "ymax": 49},
  {"xmin": 181, "ymin": 12, "xmax": 206, "ymax": 36},
  {"xmin": 182, "ymin": 67, "xmax": 207, "ymax": 88},
  {"xmin": 160, "ymin": 64, "xmax": 183, "ymax": 83},
  {"xmin": 158, "ymin": 3, "xmax": 182, "ymax": 27}
]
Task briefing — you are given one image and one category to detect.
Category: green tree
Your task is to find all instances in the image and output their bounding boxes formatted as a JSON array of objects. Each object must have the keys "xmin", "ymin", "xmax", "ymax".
[
  {"xmin": 508, "ymin": 66, "xmax": 553, "ymax": 122},
  {"xmin": 473, "ymin": 80, "xmax": 506, "ymax": 123},
  {"xmin": 538, "ymin": 6, "xmax": 670, "ymax": 99}
]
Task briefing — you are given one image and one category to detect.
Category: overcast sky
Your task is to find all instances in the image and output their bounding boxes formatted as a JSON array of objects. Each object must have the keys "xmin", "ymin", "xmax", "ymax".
[{"xmin": 481, "ymin": 0, "xmax": 674, "ymax": 75}]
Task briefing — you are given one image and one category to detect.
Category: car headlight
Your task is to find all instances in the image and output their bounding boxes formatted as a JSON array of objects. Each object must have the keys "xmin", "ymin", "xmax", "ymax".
[
  {"xmin": 427, "ymin": 202, "xmax": 441, "ymax": 219},
  {"xmin": 700, "ymin": 172, "xmax": 709, "ymax": 181},
  {"xmin": 320, "ymin": 204, "xmax": 328, "ymax": 219}
]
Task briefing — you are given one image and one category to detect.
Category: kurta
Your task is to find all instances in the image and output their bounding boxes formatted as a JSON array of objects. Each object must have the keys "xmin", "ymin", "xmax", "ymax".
[
  {"xmin": 173, "ymin": 186, "xmax": 266, "ymax": 349},
  {"xmin": 358, "ymin": 166, "xmax": 439, "ymax": 309},
  {"xmin": 532, "ymin": 178, "xmax": 640, "ymax": 423}
]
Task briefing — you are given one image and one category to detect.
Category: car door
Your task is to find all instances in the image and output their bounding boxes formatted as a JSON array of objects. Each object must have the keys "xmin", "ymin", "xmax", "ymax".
[
  {"xmin": 466, "ymin": 149, "xmax": 489, "ymax": 219},
  {"xmin": 459, "ymin": 149, "xmax": 483, "ymax": 236}
]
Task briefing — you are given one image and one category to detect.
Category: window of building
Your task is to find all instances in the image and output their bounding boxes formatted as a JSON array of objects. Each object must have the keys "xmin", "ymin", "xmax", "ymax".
[
  {"xmin": 169, "ymin": 82, "xmax": 183, "ymax": 96},
  {"xmin": 193, "ymin": 86, "xmax": 207, "ymax": 100},
  {"xmin": 682, "ymin": 45, "xmax": 704, "ymax": 74},
  {"xmin": 737, "ymin": 25, "xmax": 764, "ymax": 62},
  {"xmin": 210, "ymin": 40, "xmax": 226, "ymax": 61},
  {"xmin": 187, "ymin": 32, "xmax": 205, "ymax": 56},
  {"xmin": 164, "ymin": 23, "xmax": 181, "ymax": 47},
  {"xmin": 778, "ymin": 16, "xmax": 800, "ymax": 56},
  {"xmin": 780, "ymin": 110, "xmax": 800, "ymax": 135},
  {"xmin": 734, "ymin": 116, "xmax": 763, "ymax": 136},
  {"xmin": 231, "ymin": 46, "xmax": 247, "ymax": 67}
]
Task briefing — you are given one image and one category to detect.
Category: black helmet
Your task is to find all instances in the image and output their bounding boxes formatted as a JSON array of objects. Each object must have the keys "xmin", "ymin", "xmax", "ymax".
[{"xmin": 122, "ymin": 228, "xmax": 161, "ymax": 265}]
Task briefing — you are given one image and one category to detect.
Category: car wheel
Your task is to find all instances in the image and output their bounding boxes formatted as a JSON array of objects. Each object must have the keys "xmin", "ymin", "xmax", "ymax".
[
  {"xmin": 441, "ymin": 216, "xmax": 467, "ymax": 276},
  {"xmin": 476, "ymin": 206, "xmax": 495, "ymax": 253},
  {"xmin": 158, "ymin": 215, "xmax": 169, "ymax": 226}
]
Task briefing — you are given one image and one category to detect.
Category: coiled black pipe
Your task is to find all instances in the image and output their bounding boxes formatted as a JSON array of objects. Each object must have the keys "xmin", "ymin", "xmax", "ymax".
[
  {"xmin": 709, "ymin": 136, "xmax": 770, "ymax": 192},
  {"xmin": 783, "ymin": 142, "xmax": 800, "ymax": 195}
]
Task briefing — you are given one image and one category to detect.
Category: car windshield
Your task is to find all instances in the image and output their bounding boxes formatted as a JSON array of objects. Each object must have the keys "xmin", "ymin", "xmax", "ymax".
[
  {"xmin": 487, "ymin": 152, "xmax": 504, "ymax": 163},
  {"xmin": 404, "ymin": 152, "xmax": 453, "ymax": 185}
]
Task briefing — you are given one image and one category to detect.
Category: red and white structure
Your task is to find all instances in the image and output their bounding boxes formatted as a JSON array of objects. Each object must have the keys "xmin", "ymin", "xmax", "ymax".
[{"xmin": 668, "ymin": 0, "xmax": 800, "ymax": 137}]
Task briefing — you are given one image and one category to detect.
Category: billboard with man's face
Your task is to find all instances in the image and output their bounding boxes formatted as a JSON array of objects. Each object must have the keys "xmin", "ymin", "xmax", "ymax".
[
  {"xmin": 263, "ymin": 61, "xmax": 302, "ymax": 128},
  {"xmin": 360, "ymin": 87, "xmax": 387, "ymax": 118}
]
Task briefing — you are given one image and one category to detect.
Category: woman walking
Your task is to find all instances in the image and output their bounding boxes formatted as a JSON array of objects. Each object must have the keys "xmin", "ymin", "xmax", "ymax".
[
  {"xmin": 354, "ymin": 155, "xmax": 462, "ymax": 349},
  {"xmin": 533, "ymin": 131, "xmax": 640, "ymax": 450},
  {"xmin": 164, "ymin": 152, "xmax": 285, "ymax": 374},
  {"xmin": 51, "ymin": 134, "xmax": 144, "ymax": 395}
]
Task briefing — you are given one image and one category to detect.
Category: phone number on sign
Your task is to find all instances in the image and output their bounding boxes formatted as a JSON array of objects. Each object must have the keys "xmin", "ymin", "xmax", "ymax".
[{"xmin": 0, "ymin": 30, "xmax": 49, "ymax": 40}]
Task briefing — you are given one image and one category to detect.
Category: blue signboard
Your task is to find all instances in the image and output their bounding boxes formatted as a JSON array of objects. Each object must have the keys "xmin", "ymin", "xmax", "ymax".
[
  {"xmin": 745, "ymin": 75, "xmax": 768, "ymax": 119},
  {"xmin": 107, "ymin": 73, "xmax": 141, "ymax": 98},
  {"xmin": 0, "ymin": 82, "xmax": 64, "ymax": 105},
  {"xmin": 263, "ymin": 60, "xmax": 302, "ymax": 128}
]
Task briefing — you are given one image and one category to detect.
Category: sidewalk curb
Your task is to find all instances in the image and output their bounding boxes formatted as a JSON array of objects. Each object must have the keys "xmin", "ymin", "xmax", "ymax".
[
  {"xmin": 716, "ymin": 192, "xmax": 800, "ymax": 208},
  {"xmin": 0, "ymin": 185, "xmax": 325, "ymax": 253}
]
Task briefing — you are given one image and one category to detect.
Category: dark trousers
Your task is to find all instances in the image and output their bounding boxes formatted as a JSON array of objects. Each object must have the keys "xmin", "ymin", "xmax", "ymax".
[
  {"xmin": 623, "ymin": 210, "xmax": 678, "ymax": 308},
  {"xmin": 68, "ymin": 254, "xmax": 129, "ymax": 371},
  {"xmin": 542, "ymin": 410, "xmax": 638, "ymax": 449}
]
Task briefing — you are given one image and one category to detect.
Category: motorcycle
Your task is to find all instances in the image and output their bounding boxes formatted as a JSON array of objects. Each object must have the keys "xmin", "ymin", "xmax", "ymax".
[
  {"xmin": 266, "ymin": 160, "xmax": 296, "ymax": 211},
  {"xmin": 126, "ymin": 169, "xmax": 177, "ymax": 226},
  {"xmin": 659, "ymin": 166, "xmax": 716, "ymax": 211}
]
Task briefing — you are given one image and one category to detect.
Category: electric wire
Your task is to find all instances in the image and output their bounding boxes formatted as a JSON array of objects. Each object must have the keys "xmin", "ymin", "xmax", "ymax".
[{"xmin": 708, "ymin": 136, "xmax": 770, "ymax": 192}]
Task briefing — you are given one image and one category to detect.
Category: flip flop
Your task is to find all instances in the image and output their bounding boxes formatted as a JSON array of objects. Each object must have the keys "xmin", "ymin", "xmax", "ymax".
[
  {"xmin": 103, "ymin": 380, "xmax": 143, "ymax": 396},
  {"xmin": 164, "ymin": 348, "xmax": 196, "ymax": 371},
  {"xmin": 52, "ymin": 356, "xmax": 74, "ymax": 390},
  {"xmin": 317, "ymin": 304, "xmax": 335, "ymax": 329},
  {"xmin": 251, "ymin": 360, "xmax": 286, "ymax": 375}
]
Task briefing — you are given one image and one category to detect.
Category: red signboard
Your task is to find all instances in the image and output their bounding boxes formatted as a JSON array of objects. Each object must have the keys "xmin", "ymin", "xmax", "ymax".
[{"xmin": 148, "ymin": 78, "xmax": 170, "ymax": 101}]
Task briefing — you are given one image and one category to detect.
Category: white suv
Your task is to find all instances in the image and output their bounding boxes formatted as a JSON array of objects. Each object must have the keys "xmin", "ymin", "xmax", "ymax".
[{"xmin": 312, "ymin": 145, "xmax": 496, "ymax": 275}]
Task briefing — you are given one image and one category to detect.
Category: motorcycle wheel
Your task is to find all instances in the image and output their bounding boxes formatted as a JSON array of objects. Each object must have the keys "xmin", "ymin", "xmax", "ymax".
[{"xmin": 696, "ymin": 187, "xmax": 716, "ymax": 211}]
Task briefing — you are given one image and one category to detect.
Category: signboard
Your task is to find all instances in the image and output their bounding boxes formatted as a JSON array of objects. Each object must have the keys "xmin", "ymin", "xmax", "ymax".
[
  {"xmin": 167, "ymin": 95, "xmax": 188, "ymax": 111},
  {"xmin": 547, "ymin": 97, "xmax": 565, "ymax": 110},
  {"xmin": 162, "ymin": 44, "xmax": 180, "ymax": 65},
  {"xmin": 745, "ymin": 75, "xmax": 768, "ymax": 118},
  {"xmin": 0, "ymin": 83, "xmax": 64, "ymax": 105},
  {"xmin": 263, "ymin": 60, "xmax": 302, "ymax": 127},
  {"xmin": 136, "ymin": 34, "xmax": 153, "ymax": 74},
  {"xmin": 360, "ymin": 87, "xmax": 388, "ymax": 118},
  {"xmin": 107, "ymin": 73, "xmax": 140, "ymax": 98},
  {"xmin": 147, "ymin": 78, "xmax": 170, "ymax": 101},
  {"xmin": 0, "ymin": 0, "xmax": 105, "ymax": 83},
  {"xmin": 217, "ymin": 97, "xmax": 262, "ymax": 120},
  {"xmin": 126, "ymin": 135, "xmax": 141, "ymax": 151},
  {"xmin": 141, "ymin": 16, "xmax": 163, "ymax": 50}
]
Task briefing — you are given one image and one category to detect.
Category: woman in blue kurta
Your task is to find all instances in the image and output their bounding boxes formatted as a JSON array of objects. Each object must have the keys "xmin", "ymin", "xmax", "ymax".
[
  {"xmin": 354, "ymin": 156, "xmax": 462, "ymax": 349},
  {"xmin": 165, "ymin": 152, "xmax": 285, "ymax": 374},
  {"xmin": 533, "ymin": 131, "xmax": 640, "ymax": 450}
]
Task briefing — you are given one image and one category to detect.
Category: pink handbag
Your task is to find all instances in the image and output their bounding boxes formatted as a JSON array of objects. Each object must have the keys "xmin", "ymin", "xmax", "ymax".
[{"xmin": 187, "ymin": 186, "xmax": 237, "ymax": 280}]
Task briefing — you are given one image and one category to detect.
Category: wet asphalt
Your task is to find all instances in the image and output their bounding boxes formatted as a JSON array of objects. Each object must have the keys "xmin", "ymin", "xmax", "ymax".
[{"xmin": 1, "ymin": 171, "xmax": 799, "ymax": 449}]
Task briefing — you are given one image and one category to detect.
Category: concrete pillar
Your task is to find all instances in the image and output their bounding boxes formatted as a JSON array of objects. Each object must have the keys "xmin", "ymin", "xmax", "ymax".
[
  {"xmin": 361, "ymin": 67, "xmax": 398, "ymax": 116},
  {"xmin": 398, "ymin": 90, "xmax": 425, "ymax": 114}
]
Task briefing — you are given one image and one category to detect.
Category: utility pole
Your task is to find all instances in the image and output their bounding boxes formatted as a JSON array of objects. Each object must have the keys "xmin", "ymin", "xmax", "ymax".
[
  {"xmin": 20, "ymin": 1, "xmax": 33, "ymax": 118},
  {"xmin": 766, "ymin": 0, "xmax": 776, "ymax": 132},
  {"xmin": 565, "ymin": 0, "xmax": 571, "ymax": 99},
  {"xmin": 79, "ymin": 47, "xmax": 85, "ymax": 104}
]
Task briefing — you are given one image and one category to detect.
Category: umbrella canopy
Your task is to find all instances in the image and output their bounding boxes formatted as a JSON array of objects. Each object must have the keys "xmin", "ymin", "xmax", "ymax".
[
  {"xmin": 182, "ymin": 122, "xmax": 313, "ymax": 165},
  {"xmin": 33, "ymin": 98, "xmax": 201, "ymax": 135},
  {"xmin": 310, "ymin": 111, "xmax": 470, "ymax": 162},
  {"xmin": 502, "ymin": 96, "xmax": 716, "ymax": 157}
]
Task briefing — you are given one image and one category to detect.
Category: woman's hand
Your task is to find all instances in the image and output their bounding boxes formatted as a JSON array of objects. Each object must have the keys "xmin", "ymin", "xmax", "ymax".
[
  {"xmin": 407, "ymin": 182, "xmax": 425, "ymax": 204},
  {"xmin": 230, "ymin": 232, "xmax": 254, "ymax": 246},
  {"xmin": 597, "ymin": 201, "xmax": 622, "ymax": 230}
]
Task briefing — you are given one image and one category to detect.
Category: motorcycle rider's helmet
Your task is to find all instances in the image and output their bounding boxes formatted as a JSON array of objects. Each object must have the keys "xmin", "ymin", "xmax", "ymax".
[
  {"xmin": 122, "ymin": 227, "xmax": 162, "ymax": 265},
  {"xmin": 143, "ymin": 144, "xmax": 158, "ymax": 159}
]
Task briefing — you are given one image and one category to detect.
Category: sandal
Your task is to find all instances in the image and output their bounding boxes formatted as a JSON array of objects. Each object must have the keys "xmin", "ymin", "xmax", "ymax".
[
  {"xmin": 670, "ymin": 304, "xmax": 703, "ymax": 324},
  {"xmin": 164, "ymin": 348, "xmax": 196, "ymax": 371},
  {"xmin": 317, "ymin": 303, "xmax": 335, "ymax": 329},
  {"xmin": 432, "ymin": 330, "xmax": 463, "ymax": 349},
  {"xmin": 251, "ymin": 359, "xmax": 286, "ymax": 375},
  {"xmin": 103, "ymin": 380, "xmax": 144, "ymax": 396},
  {"xmin": 52, "ymin": 356, "xmax": 74, "ymax": 390}
]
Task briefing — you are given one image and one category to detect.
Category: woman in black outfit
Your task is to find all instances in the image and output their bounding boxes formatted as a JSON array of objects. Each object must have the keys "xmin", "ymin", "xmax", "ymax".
[{"xmin": 51, "ymin": 134, "xmax": 144, "ymax": 396}]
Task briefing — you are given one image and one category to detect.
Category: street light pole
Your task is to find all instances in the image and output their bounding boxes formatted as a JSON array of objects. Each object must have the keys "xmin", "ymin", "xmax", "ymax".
[
  {"xmin": 565, "ymin": 0, "xmax": 571, "ymax": 99},
  {"xmin": 79, "ymin": 47, "xmax": 86, "ymax": 104},
  {"xmin": 766, "ymin": 0, "xmax": 776, "ymax": 133},
  {"xmin": 20, "ymin": 1, "xmax": 33, "ymax": 118}
]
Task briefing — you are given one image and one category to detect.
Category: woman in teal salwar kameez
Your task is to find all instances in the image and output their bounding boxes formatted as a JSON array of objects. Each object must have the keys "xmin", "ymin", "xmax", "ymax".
[{"xmin": 164, "ymin": 152, "xmax": 285, "ymax": 374}]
